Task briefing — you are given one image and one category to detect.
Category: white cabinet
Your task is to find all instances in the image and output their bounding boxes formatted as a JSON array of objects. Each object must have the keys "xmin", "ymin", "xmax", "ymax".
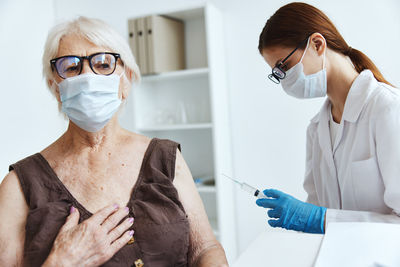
[{"xmin": 120, "ymin": 3, "xmax": 237, "ymax": 262}]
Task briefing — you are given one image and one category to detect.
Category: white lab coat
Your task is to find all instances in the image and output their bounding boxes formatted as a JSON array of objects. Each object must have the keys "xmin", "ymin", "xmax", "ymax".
[{"xmin": 304, "ymin": 70, "xmax": 400, "ymax": 225}]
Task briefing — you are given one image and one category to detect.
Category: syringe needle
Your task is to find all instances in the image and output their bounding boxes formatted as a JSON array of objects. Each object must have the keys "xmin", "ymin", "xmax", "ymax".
[
  {"xmin": 221, "ymin": 173, "xmax": 242, "ymax": 185},
  {"xmin": 222, "ymin": 173, "xmax": 268, "ymax": 199}
]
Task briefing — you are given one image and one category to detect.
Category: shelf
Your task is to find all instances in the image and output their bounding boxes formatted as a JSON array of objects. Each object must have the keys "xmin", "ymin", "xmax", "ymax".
[
  {"xmin": 119, "ymin": 4, "xmax": 235, "ymax": 260},
  {"xmin": 141, "ymin": 67, "xmax": 209, "ymax": 82},
  {"xmin": 166, "ymin": 7, "xmax": 204, "ymax": 21},
  {"xmin": 196, "ymin": 185, "xmax": 216, "ymax": 194},
  {"xmin": 138, "ymin": 123, "xmax": 212, "ymax": 132}
]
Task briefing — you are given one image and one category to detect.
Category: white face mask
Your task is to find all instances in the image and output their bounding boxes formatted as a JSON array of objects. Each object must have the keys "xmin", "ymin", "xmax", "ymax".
[
  {"xmin": 56, "ymin": 73, "xmax": 123, "ymax": 132},
  {"xmin": 281, "ymin": 37, "xmax": 327, "ymax": 99}
]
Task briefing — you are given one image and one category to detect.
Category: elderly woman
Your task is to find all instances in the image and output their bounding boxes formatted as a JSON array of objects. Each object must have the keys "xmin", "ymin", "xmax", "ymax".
[{"xmin": 0, "ymin": 17, "xmax": 228, "ymax": 267}]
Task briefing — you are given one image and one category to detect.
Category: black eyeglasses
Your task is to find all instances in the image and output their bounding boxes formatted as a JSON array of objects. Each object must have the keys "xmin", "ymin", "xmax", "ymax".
[
  {"xmin": 268, "ymin": 36, "xmax": 309, "ymax": 84},
  {"xmin": 50, "ymin": 52, "xmax": 121, "ymax": 79}
]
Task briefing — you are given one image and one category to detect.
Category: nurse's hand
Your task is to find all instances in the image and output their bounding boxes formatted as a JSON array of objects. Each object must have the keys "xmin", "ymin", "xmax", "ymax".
[
  {"xmin": 42, "ymin": 204, "xmax": 135, "ymax": 267},
  {"xmin": 256, "ymin": 189, "xmax": 326, "ymax": 234}
]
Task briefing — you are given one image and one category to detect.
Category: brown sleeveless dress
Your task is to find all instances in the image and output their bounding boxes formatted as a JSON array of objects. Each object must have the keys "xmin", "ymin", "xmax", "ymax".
[{"xmin": 9, "ymin": 138, "xmax": 190, "ymax": 267}]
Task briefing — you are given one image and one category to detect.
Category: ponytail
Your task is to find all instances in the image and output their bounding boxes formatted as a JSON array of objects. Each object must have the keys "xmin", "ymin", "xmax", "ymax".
[
  {"xmin": 259, "ymin": 2, "xmax": 394, "ymax": 87},
  {"xmin": 345, "ymin": 47, "xmax": 393, "ymax": 87}
]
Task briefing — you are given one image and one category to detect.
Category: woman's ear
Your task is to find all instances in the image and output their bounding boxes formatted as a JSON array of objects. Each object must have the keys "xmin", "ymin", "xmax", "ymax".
[
  {"xmin": 126, "ymin": 68, "xmax": 134, "ymax": 83},
  {"xmin": 310, "ymin": 33, "xmax": 326, "ymax": 56},
  {"xmin": 121, "ymin": 69, "xmax": 133, "ymax": 100}
]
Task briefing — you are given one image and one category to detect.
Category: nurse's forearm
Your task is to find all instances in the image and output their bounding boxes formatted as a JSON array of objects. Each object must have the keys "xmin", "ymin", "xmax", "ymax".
[{"xmin": 192, "ymin": 243, "xmax": 229, "ymax": 267}]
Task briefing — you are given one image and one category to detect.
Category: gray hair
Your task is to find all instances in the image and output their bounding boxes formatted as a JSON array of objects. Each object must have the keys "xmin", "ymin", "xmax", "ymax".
[{"xmin": 42, "ymin": 16, "xmax": 140, "ymax": 103}]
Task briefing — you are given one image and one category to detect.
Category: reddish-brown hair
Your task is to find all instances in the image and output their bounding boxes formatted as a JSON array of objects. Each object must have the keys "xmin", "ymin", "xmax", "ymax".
[{"xmin": 258, "ymin": 2, "xmax": 393, "ymax": 86}]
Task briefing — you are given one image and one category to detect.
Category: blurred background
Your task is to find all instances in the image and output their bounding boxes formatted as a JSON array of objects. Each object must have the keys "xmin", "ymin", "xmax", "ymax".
[{"xmin": 1, "ymin": 0, "xmax": 399, "ymax": 263}]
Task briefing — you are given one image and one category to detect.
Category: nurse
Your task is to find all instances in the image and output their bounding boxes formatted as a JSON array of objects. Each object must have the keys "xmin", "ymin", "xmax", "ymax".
[{"xmin": 256, "ymin": 2, "xmax": 400, "ymax": 234}]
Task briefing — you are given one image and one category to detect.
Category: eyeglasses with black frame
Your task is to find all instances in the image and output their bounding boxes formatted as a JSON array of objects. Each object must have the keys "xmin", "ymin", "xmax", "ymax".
[
  {"xmin": 50, "ymin": 52, "xmax": 121, "ymax": 79},
  {"xmin": 268, "ymin": 36, "xmax": 309, "ymax": 84}
]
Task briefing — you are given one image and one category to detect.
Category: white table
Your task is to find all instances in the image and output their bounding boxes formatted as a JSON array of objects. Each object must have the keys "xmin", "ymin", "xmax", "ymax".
[{"xmin": 232, "ymin": 229, "xmax": 324, "ymax": 267}]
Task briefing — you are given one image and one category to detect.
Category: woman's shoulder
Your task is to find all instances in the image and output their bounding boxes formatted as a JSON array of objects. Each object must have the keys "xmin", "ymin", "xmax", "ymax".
[
  {"xmin": 123, "ymin": 130, "xmax": 179, "ymax": 150},
  {"xmin": 122, "ymin": 131, "xmax": 180, "ymax": 165},
  {"xmin": 0, "ymin": 170, "xmax": 29, "ymax": 228},
  {"xmin": 0, "ymin": 170, "xmax": 27, "ymax": 264},
  {"xmin": 0, "ymin": 170, "xmax": 25, "ymax": 202},
  {"xmin": 366, "ymin": 81, "xmax": 400, "ymax": 120},
  {"xmin": 121, "ymin": 130, "xmax": 152, "ymax": 146},
  {"xmin": 372, "ymin": 80, "xmax": 399, "ymax": 103}
]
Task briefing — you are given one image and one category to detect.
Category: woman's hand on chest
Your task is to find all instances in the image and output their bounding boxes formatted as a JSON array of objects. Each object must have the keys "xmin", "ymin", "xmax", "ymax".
[{"xmin": 43, "ymin": 203, "xmax": 135, "ymax": 267}]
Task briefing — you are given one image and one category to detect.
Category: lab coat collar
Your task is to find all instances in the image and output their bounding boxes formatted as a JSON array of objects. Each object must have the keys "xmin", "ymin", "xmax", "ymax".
[
  {"xmin": 341, "ymin": 70, "xmax": 376, "ymax": 123},
  {"xmin": 310, "ymin": 98, "xmax": 329, "ymax": 123},
  {"xmin": 310, "ymin": 70, "xmax": 376, "ymax": 124}
]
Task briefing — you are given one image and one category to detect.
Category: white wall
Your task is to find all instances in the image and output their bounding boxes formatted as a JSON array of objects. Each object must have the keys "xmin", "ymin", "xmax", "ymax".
[
  {"xmin": 0, "ymin": 0, "xmax": 67, "ymax": 180},
  {"xmin": 2, "ymin": 0, "xmax": 399, "ymax": 260}
]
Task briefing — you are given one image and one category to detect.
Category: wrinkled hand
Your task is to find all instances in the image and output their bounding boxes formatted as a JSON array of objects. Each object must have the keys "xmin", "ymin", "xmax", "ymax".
[
  {"xmin": 256, "ymin": 189, "xmax": 326, "ymax": 234},
  {"xmin": 44, "ymin": 204, "xmax": 134, "ymax": 267}
]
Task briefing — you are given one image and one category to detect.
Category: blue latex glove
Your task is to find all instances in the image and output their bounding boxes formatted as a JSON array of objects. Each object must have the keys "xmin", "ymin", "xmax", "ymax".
[{"xmin": 256, "ymin": 189, "xmax": 326, "ymax": 234}]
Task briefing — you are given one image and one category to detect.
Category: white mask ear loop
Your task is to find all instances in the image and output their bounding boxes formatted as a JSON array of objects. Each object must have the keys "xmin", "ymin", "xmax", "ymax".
[
  {"xmin": 52, "ymin": 78, "xmax": 61, "ymax": 97},
  {"xmin": 322, "ymin": 40, "xmax": 326, "ymax": 70},
  {"xmin": 299, "ymin": 36, "xmax": 326, "ymax": 70},
  {"xmin": 299, "ymin": 37, "xmax": 311, "ymax": 63},
  {"xmin": 119, "ymin": 65, "xmax": 126, "ymax": 79},
  {"xmin": 118, "ymin": 66, "xmax": 129, "ymax": 101},
  {"xmin": 52, "ymin": 74, "xmax": 61, "ymax": 87}
]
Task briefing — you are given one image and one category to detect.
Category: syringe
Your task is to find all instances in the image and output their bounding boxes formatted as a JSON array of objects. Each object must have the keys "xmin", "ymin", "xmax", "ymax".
[{"xmin": 222, "ymin": 174, "xmax": 268, "ymax": 199}]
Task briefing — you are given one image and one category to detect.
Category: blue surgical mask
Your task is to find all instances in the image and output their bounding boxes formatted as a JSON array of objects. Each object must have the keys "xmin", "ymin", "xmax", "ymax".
[
  {"xmin": 281, "ymin": 37, "xmax": 327, "ymax": 99},
  {"xmin": 56, "ymin": 73, "xmax": 122, "ymax": 132}
]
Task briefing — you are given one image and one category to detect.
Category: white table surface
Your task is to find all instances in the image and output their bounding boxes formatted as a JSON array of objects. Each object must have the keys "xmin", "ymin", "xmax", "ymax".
[{"xmin": 232, "ymin": 228, "xmax": 324, "ymax": 267}]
